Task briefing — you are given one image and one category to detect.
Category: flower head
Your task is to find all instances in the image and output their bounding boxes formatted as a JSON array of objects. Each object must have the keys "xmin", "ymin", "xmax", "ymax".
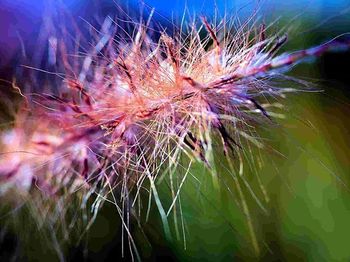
[{"xmin": 0, "ymin": 5, "xmax": 349, "ymax": 258}]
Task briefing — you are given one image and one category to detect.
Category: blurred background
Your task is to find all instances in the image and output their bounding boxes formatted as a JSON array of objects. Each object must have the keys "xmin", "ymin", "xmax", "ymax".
[{"xmin": 1, "ymin": 0, "xmax": 350, "ymax": 261}]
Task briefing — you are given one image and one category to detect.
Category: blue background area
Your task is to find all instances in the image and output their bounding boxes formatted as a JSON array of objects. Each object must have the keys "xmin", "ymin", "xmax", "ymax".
[{"xmin": 1, "ymin": 0, "xmax": 350, "ymax": 16}]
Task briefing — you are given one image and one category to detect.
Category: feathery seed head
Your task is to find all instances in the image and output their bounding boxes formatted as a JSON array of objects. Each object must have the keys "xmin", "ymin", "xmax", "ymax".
[{"xmin": 0, "ymin": 6, "xmax": 349, "ymax": 258}]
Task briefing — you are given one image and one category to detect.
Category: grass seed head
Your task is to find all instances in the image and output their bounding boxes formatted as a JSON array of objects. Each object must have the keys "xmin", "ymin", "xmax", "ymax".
[{"xmin": 0, "ymin": 4, "xmax": 349, "ymax": 259}]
